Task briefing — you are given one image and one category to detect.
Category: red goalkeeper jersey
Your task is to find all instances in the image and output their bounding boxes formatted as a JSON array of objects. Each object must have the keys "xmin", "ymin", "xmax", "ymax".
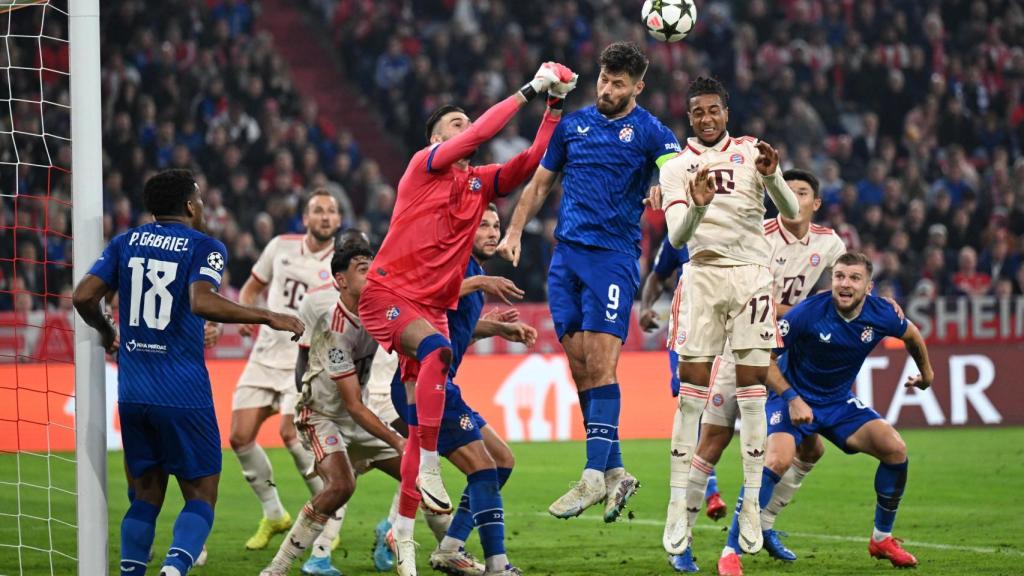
[{"xmin": 370, "ymin": 96, "xmax": 559, "ymax": 310}]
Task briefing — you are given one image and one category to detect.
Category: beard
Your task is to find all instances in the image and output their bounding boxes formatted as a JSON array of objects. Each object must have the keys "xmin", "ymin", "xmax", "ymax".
[
  {"xmin": 310, "ymin": 226, "xmax": 336, "ymax": 243},
  {"xmin": 597, "ymin": 95, "xmax": 629, "ymax": 117},
  {"xmin": 472, "ymin": 246, "xmax": 495, "ymax": 261}
]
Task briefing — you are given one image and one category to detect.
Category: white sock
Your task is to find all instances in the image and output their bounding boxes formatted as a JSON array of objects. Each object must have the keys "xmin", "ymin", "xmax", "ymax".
[
  {"xmin": 393, "ymin": 514, "xmax": 415, "ymax": 540},
  {"xmin": 872, "ymin": 528, "xmax": 892, "ymax": 542},
  {"xmin": 721, "ymin": 546, "xmax": 736, "ymax": 558},
  {"xmin": 235, "ymin": 443, "xmax": 285, "ymax": 520},
  {"xmin": 286, "ymin": 439, "xmax": 323, "ymax": 495},
  {"xmin": 440, "ymin": 535, "xmax": 465, "ymax": 552},
  {"xmin": 424, "ymin": 507, "xmax": 452, "ymax": 543},
  {"xmin": 420, "ymin": 448, "xmax": 440, "ymax": 470},
  {"xmin": 672, "ymin": 383, "xmax": 708, "ymax": 496},
  {"xmin": 736, "ymin": 385, "xmax": 768, "ymax": 495},
  {"xmin": 311, "ymin": 505, "xmax": 346, "ymax": 558},
  {"xmin": 762, "ymin": 458, "xmax": 815, "ymax": 530},
  {"xmin": 485, "ymin": 553, "xmax": 509, "ymax": 572},
  {"xmin": 685, "ymin": 455, "xmax": 713, "ymax": 536},
  {"xmin": 268, "ymin": 503, "xmax": 328, "ymax": 571},
  {"xmin": 387, "ymin": 488, "xmax": 400, "ymax": 525}
]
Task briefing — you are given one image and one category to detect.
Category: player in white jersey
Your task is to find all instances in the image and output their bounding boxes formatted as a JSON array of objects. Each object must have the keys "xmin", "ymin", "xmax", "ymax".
[
  {"xmin": 231, "ymin": 189, "xmax": 343, "ymax": 550},
  {"xmin": 659, "ymin": 76, "xmax": 800, "ymax": 559}
]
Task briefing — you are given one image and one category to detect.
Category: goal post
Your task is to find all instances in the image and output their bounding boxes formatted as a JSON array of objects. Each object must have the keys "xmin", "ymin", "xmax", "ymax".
[{"xmin": 69, "ymin": 0, "xmax": 106, "ymax": 573}]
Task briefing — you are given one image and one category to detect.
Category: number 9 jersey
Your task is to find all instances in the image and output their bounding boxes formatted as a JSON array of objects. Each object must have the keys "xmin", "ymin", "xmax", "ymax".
[{"xmin": 89, "ymin": 221, "xmax": 228, "ymax": 408}]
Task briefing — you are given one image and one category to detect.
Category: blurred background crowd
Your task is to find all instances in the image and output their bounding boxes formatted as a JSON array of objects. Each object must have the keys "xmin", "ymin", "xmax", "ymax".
[{"xmin": 4, "ymin": 0, "xmax": 1024, "ymax": 311}]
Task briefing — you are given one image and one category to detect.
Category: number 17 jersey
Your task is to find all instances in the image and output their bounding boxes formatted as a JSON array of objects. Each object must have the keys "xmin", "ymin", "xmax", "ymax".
[{"xmin": 88, "ymin": 221, "xmax": 228, "ymax": 408}]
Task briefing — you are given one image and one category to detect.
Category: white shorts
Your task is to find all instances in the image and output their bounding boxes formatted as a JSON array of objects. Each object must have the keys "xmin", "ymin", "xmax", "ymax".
[
  {"xmin": 702, "ymin": 353, "xmax": 738, "ymax": 428},
  {"xmin": 295, "ymin": 407, "xmax": 399, "ymax": 470},
  {"xmin": 232, "ymin": 361, "xmax": 298, "ymax": 414},
  {"xmin": 669, "ymin": 263, "xmax": 780, "ymax": 364}
]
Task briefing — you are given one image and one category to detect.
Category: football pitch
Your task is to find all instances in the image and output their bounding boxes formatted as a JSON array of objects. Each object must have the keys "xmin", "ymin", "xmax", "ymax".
[{"xmin": 2, "ymin": 427, "xmax": 1023, "ymax": 575}]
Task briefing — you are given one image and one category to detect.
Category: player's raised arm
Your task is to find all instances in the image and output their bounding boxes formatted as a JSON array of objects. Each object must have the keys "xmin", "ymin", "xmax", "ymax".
[
  {"xmin": 663, "ymin": 162, "xmax": 714, "ymax": 249},
  {"xmin": 756, "ymin": 141, "xmax": 799, "ymax": 219},
  {"xmin": 425, "ymin": 63, "xmax": 574, "ymax": 172},
  {"xmin": 899, "ymin": 321, "xmax": 934, "ymax": 390}
]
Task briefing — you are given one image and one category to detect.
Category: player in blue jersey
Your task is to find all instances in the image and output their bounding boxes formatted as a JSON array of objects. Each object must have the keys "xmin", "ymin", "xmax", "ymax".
[
  {"xmin": 72, "ymin": 170, "xmax": 304, "ymax": 576},
  {"xmin": 389, "ymin": 204, "xmax": 537, "ymax": 576},
  {"xmin": 718, "ymin": 252, "xmax": 933, "ymax": 576},
  {"xmin": 499, "ymin": 41, "xmax": 681, "ymax": 522}
]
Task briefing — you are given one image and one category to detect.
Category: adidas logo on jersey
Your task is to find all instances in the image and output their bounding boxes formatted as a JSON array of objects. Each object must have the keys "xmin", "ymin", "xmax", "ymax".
[
  {"xmin": 687, "ymin": 164, "xmax": 699, "ymax": 173},
  {"xmin": 759, "ymin": 329, "xmax": 773, "ymax": 341},
  {"xmin": 776, "ymin": 256, "xmax": 787, "ymax": 266}
]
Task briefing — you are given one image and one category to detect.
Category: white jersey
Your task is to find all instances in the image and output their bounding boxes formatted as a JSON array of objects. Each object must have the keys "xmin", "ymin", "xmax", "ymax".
[
  {"xmin": 296, "ymin": 286, "xmax": 378, "ymax": 419},
  {"xmin": 763, "ymin": 216, "xmax": 847, "ymax": 307},
  {"xmin": 661, "ymin": 134, "xmax": 781, "ymax": 267},
  {"xmin": 248, "ymin": 234, "xmax": 334, "ymax": 369}
]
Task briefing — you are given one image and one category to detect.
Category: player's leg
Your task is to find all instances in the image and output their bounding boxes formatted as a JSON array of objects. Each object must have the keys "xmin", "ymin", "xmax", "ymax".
[
  {"xmin": 843, "ymin": 418, "xmax": 917, "ymax": 567},
  {"xmin": 446, "ymin": 440, "xmax": 517, "ymax": 575},
  {"xmin": 398, "ymin": 317, "xmax": 454, "ymax": 513},
  {"xmin": 760, "ymin": 433, "xmax": 825, "ymax": 561},
  {"xmin": 684, "ymin": 354, "xmax": 736, "ymax": 526},
  {"xmin": 119, "ymin": 403, "xmax": 169, "ymax": 576},
  {"xmin": 279, "ymin": 390, "xmax": 324, "ymax": 495},
  {"xmin": 157, "ymin": 404, "xmax": 223, "ymax": 576},
  {"xmin": 230, "ymin": 370, "xmax": 292, "ymax": 549}
]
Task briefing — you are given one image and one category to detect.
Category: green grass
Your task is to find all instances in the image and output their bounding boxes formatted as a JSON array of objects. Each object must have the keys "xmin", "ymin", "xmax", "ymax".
[{"xmin": 2, "ymin": 428, "xmax": 1023, "ymax": 575}]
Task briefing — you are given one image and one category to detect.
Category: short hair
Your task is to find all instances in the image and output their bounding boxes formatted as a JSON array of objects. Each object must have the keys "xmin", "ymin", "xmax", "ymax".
[
  {"xmin": 425, "ymin": 104, "xmax": 466, "ymax": 143},
  {"xmin": 687, "ymin": 76, "xmax": 729, "ymax": 109},
  {"xmin": 835, "ymin": 252, "xmax": 873, "ymax": 276},
  {"xmin": 336, "ymin": 227, "xmax": 370, "ymax": 250},
  {"xmin": 599, "ymin": 41, "xmax": 649, "ymax": 80},
  {"xmin": 331, "ymin": 243, "xmax": 373, "ymax": 276},
  {"xmin": 485, "ymin": 202, "xmax": 498, "ymax": 213},
  {"xmin": 304, "ymin": 188, "xmax": 339, "ymax": 214},
  {"xmin": 783, "ymin": 168, "xmax": 820, "ymax": 198},
  {"xmin": 144, "ymin": 169, "xmax": 197, "ymax": 217}
]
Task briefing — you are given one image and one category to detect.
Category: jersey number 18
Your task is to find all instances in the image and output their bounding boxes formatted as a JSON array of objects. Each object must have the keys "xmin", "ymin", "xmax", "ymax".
[{"xmin": 127, "ymin": 257, "xmax": 178, "ymax": 330}]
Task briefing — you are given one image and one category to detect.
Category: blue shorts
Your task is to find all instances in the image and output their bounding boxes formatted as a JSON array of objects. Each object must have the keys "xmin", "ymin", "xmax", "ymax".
[
  {"xmin": 548, "ymin": 241, "xmax": 640, "ymax": 341},
  {"xmin": 119, "ymin": 402, "xmax": 222, "ymax": 480},
  {"xmin": 391, "ymin": 378, "xmax": 486, "ymax": 457},
  {"xmin": 766, "ymin": 394, "xmax": 882, "ymax": 454}
]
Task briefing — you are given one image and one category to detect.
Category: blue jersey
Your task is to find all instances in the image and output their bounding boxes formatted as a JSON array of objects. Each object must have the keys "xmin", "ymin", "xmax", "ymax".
[
  {"xmin": 89, "ymin": 222, "xmax": 227, "ymax": 408},
  {"xmin": 776, "ymin": 292, "xmax": 908, "ymax": 405},
  {"xmin": 652, "ymin": 234, "xmax": 689, "ymax": 279},
  {"xmin": 541, "ymin": 105, "xmax": 680, "ymax": 256},
  {"xmin": 446, "ymin": 257, "xmax": 485, "ymax": 377}
]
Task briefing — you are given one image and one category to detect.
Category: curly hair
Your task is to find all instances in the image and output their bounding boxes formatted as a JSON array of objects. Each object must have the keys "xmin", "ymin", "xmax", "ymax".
[
  {"xmin": 686, "ymin": 75, "xmax": 729, "ymax": 109},
  {"xmin": 144, "ymin": 169, "xmax": 197, "ymax": 217},
  {"xmin": 599, "ymin": 41, "xmax": 649, "ymax": 80}
]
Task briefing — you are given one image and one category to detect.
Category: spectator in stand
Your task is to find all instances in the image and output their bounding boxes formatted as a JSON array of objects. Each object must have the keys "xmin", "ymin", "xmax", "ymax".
[{"xmin": 953, "ymin": 246, "xmax": 992, "ymax": 297}]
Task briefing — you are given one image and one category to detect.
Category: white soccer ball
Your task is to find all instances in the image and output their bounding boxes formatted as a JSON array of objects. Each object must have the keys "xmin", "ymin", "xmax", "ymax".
[{"xmin": 642, "ymin": 0, "xmax": 697, "ymax": 43}]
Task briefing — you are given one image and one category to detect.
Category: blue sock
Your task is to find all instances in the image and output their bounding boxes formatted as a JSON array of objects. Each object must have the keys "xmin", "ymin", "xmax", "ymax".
[
  {"xmin": 874, "ymin": 459, "xmax": 908, "ymax": 533},
  {"xmin": 726, "ymin": 491, "xmax": 743, "ymax": 553},
  {"xmin": 127, "ymin": 486, "xmax": 136, "ymax": 504},
  {"xmin": 585, "ymin": 384, "xmax": 620, "ymax": 472},
  {"xmin": 705, "ymin": 470, "xmax": 720, "ymax": 497},
  {"xmin": 164, "ymin": 499, "xmax": 214, "ymax": 573},
  {"xmin": 758, "ymin": 467, "xmax": 782, "ymax": 522},
  {"xmin": 121, "ymin": 499, "xmax": 159, "ymax": 576},
  {"xmin": 446, "ymin": 488, "xmax": 475, "ymax": 544},
  {"xmin": 578, "ymin": 389, "xmax": 592, "ymax": 425},
  {"xmin": 496, "ymin": 467, "xmax": 512, "ymax": 489},
  {"xmin": 468, "ymin": 469, "xmax": 505, "ymax": 559}
]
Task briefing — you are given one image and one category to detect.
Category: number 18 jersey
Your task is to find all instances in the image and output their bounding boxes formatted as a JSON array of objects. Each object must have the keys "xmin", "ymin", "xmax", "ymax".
[{"xmin": 89, "ymin": 221, "xmax": 228, "ymax": 408}]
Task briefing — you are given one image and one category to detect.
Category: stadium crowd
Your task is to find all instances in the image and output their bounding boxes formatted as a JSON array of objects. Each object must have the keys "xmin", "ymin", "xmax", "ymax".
[{"xmin": 5, "ymin": 0, "xmax": 1024, "ymax": 312}]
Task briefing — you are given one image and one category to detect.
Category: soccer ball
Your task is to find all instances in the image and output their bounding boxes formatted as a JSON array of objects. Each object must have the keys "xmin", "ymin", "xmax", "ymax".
[{"xmin": 642, "ymin": 0, "xmax": 697, "ymax": 43}]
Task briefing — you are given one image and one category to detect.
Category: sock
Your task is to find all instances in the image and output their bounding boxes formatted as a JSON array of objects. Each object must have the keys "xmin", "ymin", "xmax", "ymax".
[
  {"xmin": 671, "ymin": 383, "xmax": 707, "ymax": 500},
  {"xmin": 873, "ymin": 459, "xmax": 908, "ymax": 539},
  {"xmin": 414, "ymin": 335, "xmax": 451, "ymax": 455},
  {"xmin": 706, "ymin": 470, "xmax": 720, "ymax": 498},
  {"xmin": 398, "ymin": 423, "xmax": 422, "ymax": 521},
  {"xmin": 442, "ymin": 487, "xmax": 474, "ymax": 551},
  {"xmin": 311, "ymin": 505, "xmax": 345, "ymax": 559},
  {"xmin": 763, "ymin": 458, "xmax": 815, "ymax": 530},
  {"xmin": 756, "ymin": 467, "xmax": 781, "ymax": 531},
  {"xmin": 578, "ymin": 389, "xmax": 591, "ymax": 422},
  {"xmin": 268, "ymin": 503, "xmax": 329, "ymax": 571},
  {"xmin": 120, "ymin": 499, "xmax": 159, "ymax": 576},
  {"xmin": 584, "ymin": 384, "xmax": 620, "ymax": 473},
  {"xmin": 387, "ymin": 488, "xmax": 400, "ymax": 525},
  {"xmin": 127, "ymin": 485, "xmax": 136, "ymax": 503},
  {"xmin": 496, "ymin": 467, "xmax": 513, "ymax": 489},
  {"xmin": 736, "ymin": 385, "xmax": 768, "ymax": 495},
  {"xmin": 725, "ymin": 490, "xmax": 743, "ymax": 555},
  {"xmin": 393, "ymin": 514, "xmax": 415, "ymax": 540},
  {"xmin": 684, "ymin": 455, "xmax": 714, "ymax": 536},
  {"xmin": 468, "ymin": 469, "xmax": 506, "ymax": 565},
  {"xmin": 163, "ymin": 499, "xmax": 214, "ymax": 574},
  {"xmin": 421, "ymin": 447, "xmax": 441, "ymax": 470},
  {"xmin": 235, "ymin": 443, "xmax": 285, "ymax": 521},
  {"xmin": 425, "ymin": 506, "xmax": 453, "ymax": 543},
  {"xmin": 603, "ymin": 384, "xmax": 624, "ymax": 471},
  {"xmin": 286, "ymin": 439, "xmax": 323, "ymax": 495}
]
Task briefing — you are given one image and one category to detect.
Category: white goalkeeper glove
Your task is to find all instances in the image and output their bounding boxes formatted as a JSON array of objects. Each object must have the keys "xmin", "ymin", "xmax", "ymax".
[
  {"xmin": 547, "ymin": 70, "xmax": 578, "ymax": 109},
  {"xmin": 520, "ymin": 62, "xmax": 574, "ymax": 101}
]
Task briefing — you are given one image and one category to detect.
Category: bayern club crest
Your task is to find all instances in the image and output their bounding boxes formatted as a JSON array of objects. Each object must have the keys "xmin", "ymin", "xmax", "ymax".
[
  {"xmin": 619, "ymin": 124, "xmax": 635, "ymax": 143},
  {"xmin": 325, "ymin": 435, "xmax": 339, "ymax": 446},
  {"xmin": 809, "ymin": 253, "xmax": 821, "ymax": 267},
  {"xmin": 712, "ymin": 393, "xmax": 724, "ymax": 407},
  {"xmin": 385, "ymin": 305, "xmax": 400, "ymax": 321},
  {"xmin": 861, "ymin": 326, "xmax": 874, "ymax": 343},
  {"xmin": 676, "ymin": 329, "xmax": 687, "ymax": 346},
  {"xmin": 730, "ymin": 153, "xmax": 744, "ymax": 164}
]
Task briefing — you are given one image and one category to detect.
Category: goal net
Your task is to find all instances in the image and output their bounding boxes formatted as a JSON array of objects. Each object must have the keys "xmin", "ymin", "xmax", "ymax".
[{"xmin": 0, "ymin": 0, "xmax": 104, "ymax": 573}]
